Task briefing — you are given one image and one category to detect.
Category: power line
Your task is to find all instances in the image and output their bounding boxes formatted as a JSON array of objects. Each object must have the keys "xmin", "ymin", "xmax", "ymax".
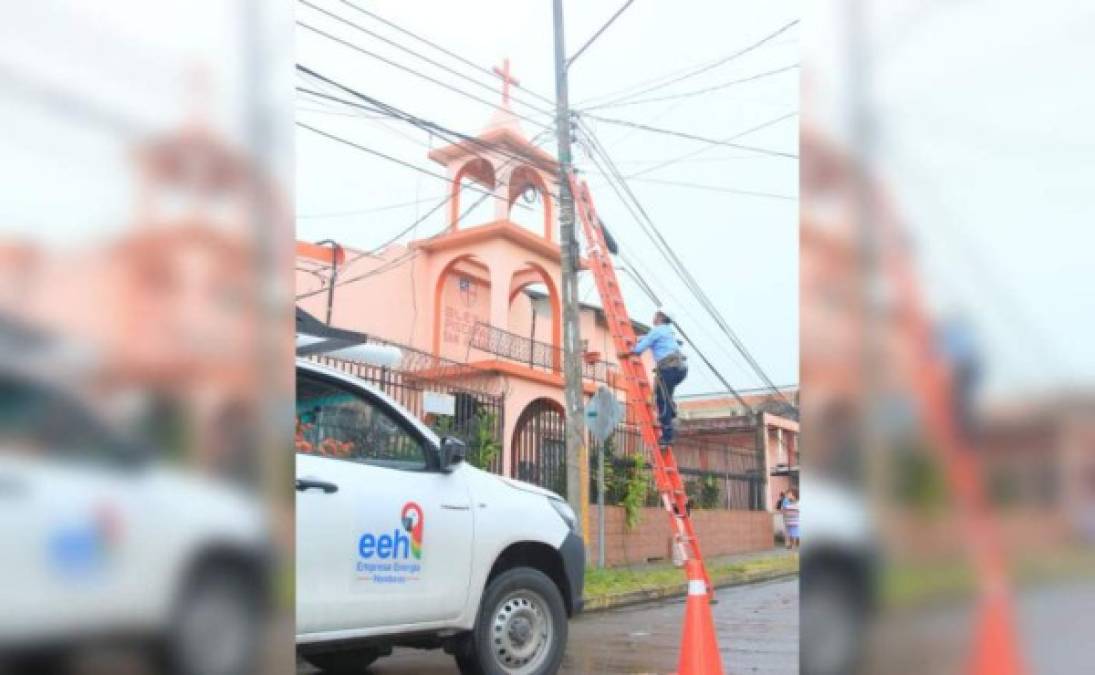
[
  {"xmin": 298, "ymin": 0, "xmax": 555, "ymax": 118},
  {"xmin": 583, "ymin": 63, "xmax": 799, "ymax": 111},
  {"xmin": 588, "ymin": 174, "xmax": 797, "ymax": 201},
  {"xmin": 297, "ymin": 121, "xmax": 508, "ymax": 202},
  {"xmin": 619, "ymin": 248, "xmax": 759, "ymax": 389},
  {"xmin": 594, "ymin": 150, "xmax": 790, "ymax": 406},
  {"xmin": 576, "ymin": 18, "xmax": 799, "ymax": 109},
  {"xmin": 295, "ymin": 69, "xmax": 564, "ymax": 212},
  {"xmin": 576, "ymin": 138, "xmax": 761, "ymax": 398},
  {"xmin": 298, "ymin": 194, "xmax": 446, "ymax": 219},
  {"xmin": 298, "ymin": 127, "xmax": 554, "ymax": 298},
  {"xmin": 581, "ymin": 112, "xmax": 798, "ymax": 158},
  {"xmin": 296, "ymin": 64, "xmax": 559, "ymax": 173},
  {"xmin": 577, "ymin": 120, "xmax": 794, "ymax": 407},
  {"xmin": 626, "ymin": 110, "xmax": 798, "ymax": 178},
  {"xmin": 296, "ymin": 20, "xmax": 555, "ymax": 133},
  {"xmin": 296, "ymin": 85, "xmax": 551, "ymax": 175},
  {"xmin": 567, "ymin": 0, "xmax": 637, "ymax": 69},
  {"xmin": 615, "ymin": 253, "xmax": 753, "ymax": 410},
  {"xmin": 334, "ymin": 0, "xmax": 556, "ymax": 106},
  {"xmin": 609, "ymin": 180, "xmax": 763, "ymax": 390}
]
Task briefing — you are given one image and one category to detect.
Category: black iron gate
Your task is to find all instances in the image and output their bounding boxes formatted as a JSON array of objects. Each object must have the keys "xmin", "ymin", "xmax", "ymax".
[
  {"xmin": 596, "ymin": 426, "xmax": 765, "ymax": 510},
  {"xmin": 511, "ymin": 398, "xmax": 567, "ymax": 497}
]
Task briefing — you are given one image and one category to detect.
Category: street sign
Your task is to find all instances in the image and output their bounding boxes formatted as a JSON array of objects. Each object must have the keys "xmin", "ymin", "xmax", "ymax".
[{"xmin": 585, "ymin": 385, "xmax": 623, "ymax": 443}]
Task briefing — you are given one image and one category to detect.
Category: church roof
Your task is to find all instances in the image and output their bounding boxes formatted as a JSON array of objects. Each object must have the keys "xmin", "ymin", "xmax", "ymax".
[{"xmin": 427, "ymin": 126, "xmax": 558, "ymax": 177}]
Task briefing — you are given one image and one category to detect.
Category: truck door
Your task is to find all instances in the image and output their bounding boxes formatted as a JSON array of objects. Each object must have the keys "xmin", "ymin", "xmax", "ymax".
[
  {"xmin": 296, "ymin": 370, "xmax": 474, "ymax": 635},
  {"xmin": 0, "ymin": 376, "xmax": 157, "ymax": 641}
]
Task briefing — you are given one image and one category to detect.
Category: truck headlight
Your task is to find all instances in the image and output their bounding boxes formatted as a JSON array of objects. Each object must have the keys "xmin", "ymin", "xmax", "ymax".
[{"xmin": 548, "ymin": 498, "xmax": 578, "ymax": 533}]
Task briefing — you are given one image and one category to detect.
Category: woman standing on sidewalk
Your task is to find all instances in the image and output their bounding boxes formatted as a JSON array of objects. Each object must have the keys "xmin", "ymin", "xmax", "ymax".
[
  {"xmin": 783, "ymin": 489, "xmax": 800, "ymax": 549},
  {"xmin": 776, "ymin": 491, "xmax": 789, "ymax": 548}
]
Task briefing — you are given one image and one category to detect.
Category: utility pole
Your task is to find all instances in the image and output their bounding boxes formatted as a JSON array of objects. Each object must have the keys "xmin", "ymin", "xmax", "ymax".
[
  {"xmin": 552, "ymin": 0, "xmax": 590, "ymax": 544},
  {"xmin": 847, "ymin": 0, "xmax": 887, "ymax": 530}
]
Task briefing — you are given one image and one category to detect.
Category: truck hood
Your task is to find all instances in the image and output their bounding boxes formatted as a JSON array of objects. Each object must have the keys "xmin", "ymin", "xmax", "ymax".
[{"xmin": 495, "ymin": 475, "xmax": 565, "ymax": 501}]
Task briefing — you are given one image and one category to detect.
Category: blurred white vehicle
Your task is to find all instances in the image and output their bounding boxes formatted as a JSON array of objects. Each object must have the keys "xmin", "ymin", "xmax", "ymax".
[
  {"xmin": 0, "ymin": 359, "xmax": 271, "ymax": 675},
  {"xmin": 800, "ymin": 478, "xmax": 878, "ymax": 675},
  {"xmin": 295, "ymin": 358, "xmax": 585, "ymax": 675}
]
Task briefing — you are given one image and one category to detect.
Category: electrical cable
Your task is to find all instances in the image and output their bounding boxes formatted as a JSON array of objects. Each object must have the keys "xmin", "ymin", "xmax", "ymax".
[
  {"xmin": 576, "ymin": 18, "xmax": 799, "ymax": 109},
  {"xmin": 580, "ymin": 112, "xmax": 798, "ymax": 159},
  {"xmin": 297, "ymin": 128, "xmax": 553, "ymax": 299},
  {"xmin": 586, "ymin": 174, "xmax": 797, "ymax": 201},
  {"xmin": 298, "ymin": 194, "xmax": 447, "ymax": 219},
  {"xmin": 296, "ymin": 64, "xmax": 559, "ymax": 171},
  {"xmin": 334, "ymin": 0, "xmax": 556, "ymax": 106},
  {"xmin": 567, "ymin": 0, "xmax": 637, "ymax": 69},
  {"xmin": 575, "ymin": 138, "xmax": 763, "ymax": 390},
  {"xmin": 589, "ymin": 129, "xmax": 791, "ymax": 406},
  {"xmin": 583, "ymin": 63, "xmax": 799, "ymax": 111},
  {"xmin": 625, "ymin": 111, "xmax": 798, "ymax": 179},
  {"xmin": 297, "ymin": 21, "xmax": 555, "ymax": 133},
  {"xmin": 298, "ymin": 0, "xmax": 556, "ymax": 119},
  {"xmin": 577, "ymin": 120, "xmax": 795, "ymax": 408},
  {"xmin": 296, "ymin": 83, "xmax": 555, "ymax": 174},
  {"xmin": 575, "ymin": 138, "xmax": 757, "ymax": 405},
  {"xmin": 617, "ymin": 253, "xmax": 753, "ymax": 411},
  {"xmin": 297, "ymin": 121, "xmax": 512, "ymax": 204}
]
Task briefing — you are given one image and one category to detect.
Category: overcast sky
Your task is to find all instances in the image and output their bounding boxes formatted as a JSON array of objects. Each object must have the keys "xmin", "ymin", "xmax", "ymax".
[
  {"xmin": 805, "ymin": 0, "xmax": 1095, "ymax": 399},
  {"xmin": 6, "ymin": 1, "xmax": 1091, "ymax": 402},
  {"xmin": 295, "ymin": 0, "xmax": 801, "ymax": 396}
]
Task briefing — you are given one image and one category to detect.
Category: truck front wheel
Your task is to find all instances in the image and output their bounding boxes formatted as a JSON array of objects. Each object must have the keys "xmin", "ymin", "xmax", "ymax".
[{"xmin": 456, "ymin": 567, "xmax": 568, "ymax": 675}]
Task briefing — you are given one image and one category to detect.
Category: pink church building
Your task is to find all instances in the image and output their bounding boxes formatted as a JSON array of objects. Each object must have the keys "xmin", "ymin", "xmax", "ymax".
[{"xmin": 296, "ymin": 91, "xmax": 644, "ymax": 486}]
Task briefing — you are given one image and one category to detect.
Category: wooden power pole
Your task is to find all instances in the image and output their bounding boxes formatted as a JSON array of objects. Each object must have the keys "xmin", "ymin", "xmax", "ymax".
[{"xmin": 552, "ymin": 0, "xmax": 590, "ymax": 543}]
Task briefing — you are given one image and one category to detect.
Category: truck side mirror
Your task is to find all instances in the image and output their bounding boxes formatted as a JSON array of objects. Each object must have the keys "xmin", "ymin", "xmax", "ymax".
[{"xmin": 438, "ymin": 436, "xmax": 467, "ymax": 472}]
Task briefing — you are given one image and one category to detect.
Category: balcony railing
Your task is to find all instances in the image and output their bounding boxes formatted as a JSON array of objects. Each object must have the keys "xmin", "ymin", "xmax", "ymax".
[{"xmin": 467, "ymin": 321, "xmax": 616, "ymax": 383}]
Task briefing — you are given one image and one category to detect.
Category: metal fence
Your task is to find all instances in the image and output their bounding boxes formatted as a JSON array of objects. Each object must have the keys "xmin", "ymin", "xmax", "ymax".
[{"xmin": 592, "ymin": 425, "xmax": 765, "ymax": 511}]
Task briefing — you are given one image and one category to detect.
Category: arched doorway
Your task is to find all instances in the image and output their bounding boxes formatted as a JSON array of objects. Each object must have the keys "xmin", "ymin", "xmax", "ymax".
[{"xmin": 511, "ymin": 398, "xmax": 567, "ymax": 496}]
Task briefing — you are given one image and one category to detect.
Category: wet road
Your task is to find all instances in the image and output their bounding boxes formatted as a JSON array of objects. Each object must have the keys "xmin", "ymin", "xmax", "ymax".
[
  {"xmin": 298, "ymin": 576, "xmax": 799, "ymax": 675},
  {"xmin": 865, "ymin": 579, "xmax": 1095, "ymax": 675}
]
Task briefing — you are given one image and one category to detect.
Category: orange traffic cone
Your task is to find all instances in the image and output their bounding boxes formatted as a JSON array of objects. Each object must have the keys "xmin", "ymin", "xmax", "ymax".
[
  {"xmin": 674, "ymin": 560, "xmax": 725, "ymax": 675},
  {"xmin": 968, "ymin": 589, "xmax": 1025, "ymax": 675}
]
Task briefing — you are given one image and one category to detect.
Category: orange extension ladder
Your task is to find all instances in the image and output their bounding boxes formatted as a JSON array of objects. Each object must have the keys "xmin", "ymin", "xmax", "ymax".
[
  {"xmin": 570, "ymin": 174, "xmax": 724, "ymax": 675},
  {"xmin": 887, "ymin": 229, "xmax": 1026, "ymax": 675}
]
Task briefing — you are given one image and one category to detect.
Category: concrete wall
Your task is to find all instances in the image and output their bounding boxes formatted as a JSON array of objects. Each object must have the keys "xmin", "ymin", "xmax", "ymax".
[
  {"xmin": 588, "ymin": 506, "xmax": 775, "ymax": 567},
  {"xmin": 886, "ymin": 509, "xmax": 1073, "ymax": 560}
]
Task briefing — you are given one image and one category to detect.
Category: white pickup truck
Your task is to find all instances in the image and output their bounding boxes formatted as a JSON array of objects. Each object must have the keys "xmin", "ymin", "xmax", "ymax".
[
  {"xmin": 0, "ymin": 357, "xmax": 270, "ymax": 675},
  {"xmin": 295, "ymin": 358, "xmax": 585, "ymax": 675}
]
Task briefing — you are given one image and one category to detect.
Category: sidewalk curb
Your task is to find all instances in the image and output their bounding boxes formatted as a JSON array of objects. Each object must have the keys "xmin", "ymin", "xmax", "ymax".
[{"xmin": 583, "ymin": 568, "xmax": 799, "ymax": 613}]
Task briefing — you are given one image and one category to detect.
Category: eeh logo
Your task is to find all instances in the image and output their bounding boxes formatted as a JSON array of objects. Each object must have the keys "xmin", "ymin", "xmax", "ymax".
[
  {"xmin": 401, "ymin": 501, "xmax": 424, "ymax": 559},
  {"xmin": 358, "ymin": 501, "xmax": 425, "ymax": 561}
]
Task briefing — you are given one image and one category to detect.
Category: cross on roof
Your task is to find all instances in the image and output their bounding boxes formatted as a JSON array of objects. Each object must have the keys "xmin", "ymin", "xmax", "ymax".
[{"xmin": 492, "ymin": 58, "xmax": 520, "ymax": 107}]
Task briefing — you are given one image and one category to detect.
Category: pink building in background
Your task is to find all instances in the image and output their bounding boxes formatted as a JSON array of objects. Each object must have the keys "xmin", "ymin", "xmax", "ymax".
[
  {"xmin": 296, "ymin": 82, "xmax": 797, "ymax": 522},
  {"xmin": 1, "ymin": 120, "xmax": 292, "ymax": 479},
  {"xmin": 296, "ymin": 94, "xmax": 641, "ymax": 483}
]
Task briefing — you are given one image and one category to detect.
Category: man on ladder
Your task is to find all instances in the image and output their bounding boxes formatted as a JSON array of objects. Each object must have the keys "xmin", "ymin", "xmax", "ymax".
[{"xmin": 628, "ymin": 310, "xmax": 688, "ymax": 448}]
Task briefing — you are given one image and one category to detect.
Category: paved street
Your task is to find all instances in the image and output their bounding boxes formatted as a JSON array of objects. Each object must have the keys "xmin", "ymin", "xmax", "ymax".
[
  {"xmin": 865, "ymin": 578, "xmax": 1095, "ymax": 675},
  {"xmin": 298, "ymin": 577, "xmax": 799, "ymax": 675}
]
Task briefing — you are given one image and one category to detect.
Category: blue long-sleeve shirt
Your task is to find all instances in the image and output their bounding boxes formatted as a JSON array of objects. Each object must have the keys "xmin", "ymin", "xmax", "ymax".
[{"xmin": 632, "ymin": 324, "xmax": 680, "ymax": 362}]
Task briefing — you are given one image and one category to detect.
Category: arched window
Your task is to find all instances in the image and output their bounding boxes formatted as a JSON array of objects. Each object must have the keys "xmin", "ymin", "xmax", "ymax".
[{"xmin": 507, "ymin": 166, "xmax": 553, "ymax": 239}]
